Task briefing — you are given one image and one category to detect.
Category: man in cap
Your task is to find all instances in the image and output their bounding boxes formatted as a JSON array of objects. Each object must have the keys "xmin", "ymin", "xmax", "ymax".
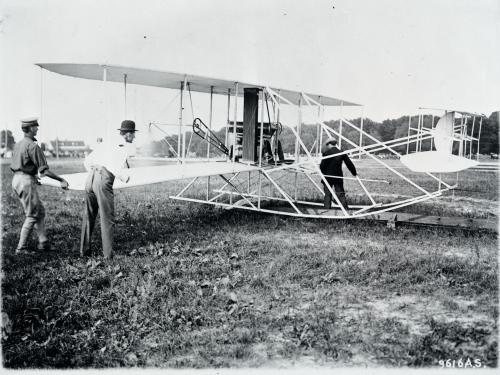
[
  {"xmin": 10, "ymin": 117, "xmax": 69, "ymax": 254},
  {"xmin": 80, "ymin": 120, "xmax": 137, "ymax": 259},
  {"xmin": 319, "ymin": 138, "xmax": 357, "ymax": 210}
]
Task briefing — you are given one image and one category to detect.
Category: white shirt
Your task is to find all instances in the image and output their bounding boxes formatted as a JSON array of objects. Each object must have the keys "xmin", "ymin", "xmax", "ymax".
[{"xmin": 84, "ymin": 140, "xmax": 133, "ymax": 177}]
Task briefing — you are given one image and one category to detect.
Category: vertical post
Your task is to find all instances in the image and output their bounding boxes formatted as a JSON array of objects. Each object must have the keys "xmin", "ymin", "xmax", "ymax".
[
  {"xmin": 430, "ymin": 114, "xmax": 434, "ymax": 151},
  {"xmin": 206, "ymin": 86, "xmax": 214, "ymax": 200},
  {"xmin": 225, "ymin": 88, "xmax": 231, "ymax": 161},
  {"xmin": 294, "ymin": 95, "xmax": 302, "ymax": 200},
  {"xmin": 39, "ymin": 66, "xmax": 43, "ymax": 131},
  {"xmin": 406, "ymin": 115, "xmax": 411, "ymax": 155},
  {"xmin": 476, "ymin": 117, "xmax": 483, "ymax": 160},
  {"xmin": 208, "ymin": 86, "xmax": 213, "ymax": 161},
  {"xmin": 248, "ymin": 171, "xmax": 251, "ymax": 193},
  {"xmin": 295, "ymin": 96, "xmax": 302, "ymax": 162},
  {"xmin": 417, "ymin": 112, "xmax": 422, "ymax": 152},
  {"xmin": 258, "ymin": 91, "xmax": 265, "ymax": 209},
  {"xmin": 319, "ymin": 99, "xmax": 324, "ymax": 158},
  {"xmin": 182, "ymin": 77, "xmax": 188, "ymax": 162},
  {"xmin": 359, "ymin": 106, "xmax": 364, "ymax": 159},
  {"xmin": 470, "ymin": 116, "xmax": 476, "ymax": 158},
  {"xmin": 258, "ymin": 90, "xmax": 265, "ymax": 167},
  {"xmin": 339, "ymin": 101, "xmax": 343, "ymax": 149},
  {"xmin": 102, "ymin": 66, "xmax": 108, "ymax": 143},
  {"xmin": 232, "ymin": 82, "xmax": 239, "ymax": 162},
  {"xmin": 123, "ymin": 74, "xmax": 128, "ymax": 119},
  {"xmin": 178, "ymin": 80, "xmax": 184, "ymax": 163},
  {"xmin": 458, "ymin": 116, "xmax": 465, "ymax": 157},
  {"xmin": 276, "ymin": 90, "xmax": 282, "ymax": 163},
  {"xmin": 316, "ymin": 97, "xmax": 322, "ymax": 157},
  {"xmin": 56, "ymin": 137, "xmax": 59, "ymax": 160}
]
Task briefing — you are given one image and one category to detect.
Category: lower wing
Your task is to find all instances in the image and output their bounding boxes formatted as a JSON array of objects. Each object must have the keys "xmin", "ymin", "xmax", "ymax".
[{"xmin": 40, "ymin": 161, "xmax": 260, "ymax": 191}]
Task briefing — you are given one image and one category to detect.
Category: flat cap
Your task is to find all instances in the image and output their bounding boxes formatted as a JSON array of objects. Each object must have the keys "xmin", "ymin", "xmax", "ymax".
[
  {"xmin": 21, "ymin": 117, "xmax": 39, "ymax": 129},
  {"xmin": 325, "ymin": 138, "xmax": 337, "ymax": 146}
]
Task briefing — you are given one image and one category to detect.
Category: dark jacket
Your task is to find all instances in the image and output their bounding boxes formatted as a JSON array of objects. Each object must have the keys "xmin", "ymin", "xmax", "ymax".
[{"xmin": 320, "ymin": 146, "xmax": 357, "ymax": 184}]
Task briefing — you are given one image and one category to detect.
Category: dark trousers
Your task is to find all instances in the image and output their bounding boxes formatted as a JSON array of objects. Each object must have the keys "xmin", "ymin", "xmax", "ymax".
[
  {"xmin": 80, "ymin": 167, "xmax": 115, "ymax": 258},
  {"xmin": 323, "ymin": 180, "xmax": 349, "ymax": 209}
]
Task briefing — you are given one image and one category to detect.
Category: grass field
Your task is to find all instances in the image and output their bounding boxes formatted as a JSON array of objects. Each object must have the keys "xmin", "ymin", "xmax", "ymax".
[{"xmin": 1, "ymin": 158, "xmax": 498, "ymax": 368}]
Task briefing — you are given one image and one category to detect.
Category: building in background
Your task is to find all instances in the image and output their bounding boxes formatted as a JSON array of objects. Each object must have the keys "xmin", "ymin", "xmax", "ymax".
[{"xmin": 48, "ymin": 139, "xmax": 91, "ymax": 158}]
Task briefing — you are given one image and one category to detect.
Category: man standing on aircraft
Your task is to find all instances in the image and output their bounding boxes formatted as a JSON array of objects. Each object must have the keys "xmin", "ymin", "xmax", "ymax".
[
  {"xmin": 80, "ymin": 120, "xmax": 137, "ymax": 259},
  {"xmin": 11, "ymin": 117, "xmax": 69, "ymax": 254},
  {"xmin": 320, "ymin": 138, "xmax": 357, "ymax": 210}
]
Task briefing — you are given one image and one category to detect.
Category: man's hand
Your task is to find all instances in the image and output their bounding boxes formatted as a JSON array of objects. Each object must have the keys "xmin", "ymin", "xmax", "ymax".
[{"xmin": 60, "ymin": 179, "xmax": 69, "ymax": 190}]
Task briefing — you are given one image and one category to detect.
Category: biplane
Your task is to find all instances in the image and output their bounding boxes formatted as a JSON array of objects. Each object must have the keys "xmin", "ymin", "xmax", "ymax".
[{"xmin": 38, "ymin": 63, "xmax": 486, "ymax": 222}]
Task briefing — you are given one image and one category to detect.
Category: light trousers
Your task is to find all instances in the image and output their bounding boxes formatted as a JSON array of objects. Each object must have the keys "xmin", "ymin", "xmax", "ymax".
[
  {"xmin": 12, "ymin": 173, "xmax": 48, "ymax": 250},
  {"xmin": 80, "ymin": 167, "xmax": 115, "ymax": 258}
]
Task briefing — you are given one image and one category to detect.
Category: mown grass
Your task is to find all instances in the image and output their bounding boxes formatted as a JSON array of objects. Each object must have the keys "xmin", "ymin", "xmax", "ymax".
[{"xmin": 1, "ymin": 159, "xmax": 498, "ymax": 368}]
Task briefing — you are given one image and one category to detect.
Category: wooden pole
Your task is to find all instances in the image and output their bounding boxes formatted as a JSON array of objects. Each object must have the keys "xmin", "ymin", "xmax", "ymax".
[
  {"xmin": 208, "ymin": 86, "xmax": 213, "ymax": 160},
  {"xmin": 470, "ymin": 116, "xmax": 476, "ymax": 158},
  {"xmin": 123, "ymin": 74, "xmax": 127, "ymax": 119},
  {"xmin": 476, "ymin": 117, "xmax": 483, "ymax": 160},
  {"xmin": 178, "ymin": 80, "xmax": 184, "ymax": 163},
  {"xmin": 102, "ymin": 66, "xmax": 108, "ymax": 143},
  {"xmin": 225, "ymin": 88, "xmax": 231, "ymax": 161},
  {"xmin": 430, "ymin": 114, "xmax": 434, "ymax": 151},
  {"xmin": 339, "ymin": 101, "xmax": 343, "ymax": 148},
  {"xmin": 406, "ymin": 115, "xmax": 411, "ymax": 155},
  {"xmin": 232, "ymin": 83, "xmax": 238, "ymax": 162},
  {"xmin": 182, "ymin": 77, "xmax": 188, "ymax": 162},
  {"xmin": 316, "ymin": 97, "xmax": 322, "ymax": 157},
  {"xmin": 258, "ymin": 90, "xmax": 265, "ymax": 209},
  {"xmin": 207, "ymin": 86, "xmax": 214, "ymax": 200},
  {"xmin": 359, "ymin": 106, "xmax": 364, "ymax": 159}
]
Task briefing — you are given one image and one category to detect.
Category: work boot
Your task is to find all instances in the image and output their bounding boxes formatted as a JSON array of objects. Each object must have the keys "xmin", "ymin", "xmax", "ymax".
[
  {"xmin": 324, "ymin": 192, "xmax": 332, "ymax": 209},
  {"xmin": 339, "ymin": 194, "xmax": 350, "ymax": 210}
]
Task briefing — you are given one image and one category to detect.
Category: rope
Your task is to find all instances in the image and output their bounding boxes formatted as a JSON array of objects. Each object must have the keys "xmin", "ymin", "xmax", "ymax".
[{"xmin": 149, "ymin": 123, "xmax": 181, "ymax": 162}]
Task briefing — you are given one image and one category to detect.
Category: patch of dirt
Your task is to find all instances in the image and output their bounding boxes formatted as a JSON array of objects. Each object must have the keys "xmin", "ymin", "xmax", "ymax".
[{"xmin": 362, "ymin": 295, "xmax": 491, "ymax": 336}]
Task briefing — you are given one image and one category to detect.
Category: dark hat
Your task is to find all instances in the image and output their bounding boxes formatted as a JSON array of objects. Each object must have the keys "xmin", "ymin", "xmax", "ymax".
[
  {"xmin": 326, "ymin": 138, "xmax": 337, "ymax": 146},
  {"xmin": 118, "ymin": 120, "xmax": 138, "ymax": 132},
  {"xmin": 21, "ymin": 117, "xmax": 39, "ymax": 129}
]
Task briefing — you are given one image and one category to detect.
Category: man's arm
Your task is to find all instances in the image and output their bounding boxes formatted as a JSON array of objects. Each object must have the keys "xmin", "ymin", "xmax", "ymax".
[
  {"xmin": 30, "ymin": 143, "xmax": 69, "ymax": 189},
  {"xmin": 41, "ymin": 169, "xmax": 69, "ymax": 189},
  {"xmin": 343, "ymin": 154, "xmax": 357, "ymax": 176}
]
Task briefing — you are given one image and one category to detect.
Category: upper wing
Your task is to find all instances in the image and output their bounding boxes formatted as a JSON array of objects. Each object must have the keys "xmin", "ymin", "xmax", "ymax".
[
  {"xmin": 36, "ymin": 63, "xmax": 360, "ymax": 107},
  {"xmin": 40, "ymin": 162, "xmax": 260, "ymax": 191}
]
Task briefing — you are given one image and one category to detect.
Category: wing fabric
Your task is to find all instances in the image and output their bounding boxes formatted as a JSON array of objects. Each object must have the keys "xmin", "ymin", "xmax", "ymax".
[
  {"xmin": 40, "ymin": 162, "xmax": 260, "ymax": 191},
  {"xmin": 400, "ymin": 151, "xmax": 479, "ymax": 173}
]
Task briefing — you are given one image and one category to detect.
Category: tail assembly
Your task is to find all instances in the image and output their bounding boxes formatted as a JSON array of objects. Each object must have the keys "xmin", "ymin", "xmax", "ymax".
[{"xmin": 401, "ymin": 111, "xmax": 480, "ymax": 173}]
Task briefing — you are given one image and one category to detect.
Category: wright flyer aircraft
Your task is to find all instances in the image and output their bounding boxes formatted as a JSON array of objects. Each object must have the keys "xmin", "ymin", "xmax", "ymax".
[{"xmin": 37, "ymin": 63, "xmax": 494, "ymax": 230}]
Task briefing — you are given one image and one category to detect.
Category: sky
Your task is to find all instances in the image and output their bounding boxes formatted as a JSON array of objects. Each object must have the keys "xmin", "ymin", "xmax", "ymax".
[{"xmin": 1, "ymin": 0, "xmax": 499, "ymax": 146}]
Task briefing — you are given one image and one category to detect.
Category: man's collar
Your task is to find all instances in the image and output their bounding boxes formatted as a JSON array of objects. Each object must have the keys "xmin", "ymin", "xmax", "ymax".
[{"xmin": 24, "ymin": 134, "xmax": 37, "ymax": 141}]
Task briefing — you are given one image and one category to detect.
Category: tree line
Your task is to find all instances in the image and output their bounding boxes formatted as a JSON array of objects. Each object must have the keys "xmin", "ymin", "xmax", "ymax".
[
  {"xmin": 145, "ymin": 111, "xmax": 499, "ymax": 157},
  {"xmin": 1, "ymin": 111, "xmax": 497, "ymax": 157}
]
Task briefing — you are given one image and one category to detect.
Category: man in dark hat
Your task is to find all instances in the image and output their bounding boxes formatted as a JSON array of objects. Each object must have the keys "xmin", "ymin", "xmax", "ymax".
[
  {"xmin": 80, "ymin": 120, "xmax": 138, "ymax": 259},
  {"xmin": 10, "ymin": 117, "xmax": 69, "ymax": 254},
  {"xmin": 319, "ymin": 138, "xmax": 357, "ymax": 210}
]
